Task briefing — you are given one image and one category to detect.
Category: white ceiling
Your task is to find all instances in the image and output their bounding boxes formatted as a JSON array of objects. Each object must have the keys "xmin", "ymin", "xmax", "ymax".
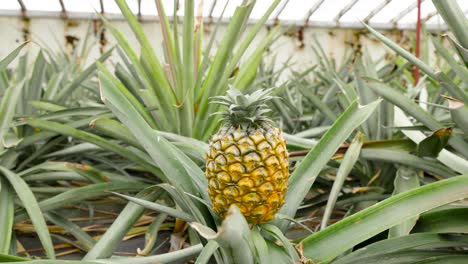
[{"xmin": 1, "ymin": 0, "xmax": 467, "ymax": 30}]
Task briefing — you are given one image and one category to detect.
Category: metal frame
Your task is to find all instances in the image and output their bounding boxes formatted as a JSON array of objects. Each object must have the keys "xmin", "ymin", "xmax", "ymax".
[
  {"xmin": 207, "ymin": 0, "xmax": 217, "ymax": 23},
  {"xmin": 58, "ymin": 0, "xmax": 67, "ymax": 19},
  {"xmin": 363, "ymin": 0, "xmax": 392, "ymax": 23},
  {"xmin": 137, "ymin": 0, "xmax": 142, "ymax": 20},
  {"xmin": 272, "ymin": 0, "xmax": 289, "ymax": 24},
  {"xmin": 16, "ymin": 0, "xmax": 26, "ymax": 17},
  {"xmin": 334, "ymin": 0, "xmax": 359, "ymax": 22},
  {"xmin": 390, "ymin": 0, "xmax": 427, "ymax": 25},
  {"xmin": 99, "ymin": 0, "xmax": 104, "ymax": 14},
  {"xmin": 303, "ymin": 0, "xmax": 325, "ymax": 26},
  {"xmin": 1, "ymin": 0, "xmax": 459, "ymax": 31}
]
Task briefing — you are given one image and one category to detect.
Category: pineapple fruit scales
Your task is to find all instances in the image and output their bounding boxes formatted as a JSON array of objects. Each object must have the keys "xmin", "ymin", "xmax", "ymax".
[{"xmin": 205, "ymin": 87, "xmax": 289, "ymax": 224}]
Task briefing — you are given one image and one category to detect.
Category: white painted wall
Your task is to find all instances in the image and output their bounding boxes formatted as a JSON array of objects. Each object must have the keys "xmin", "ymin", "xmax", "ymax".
[{"xmin": 0, "ymin": 16, "xmax": 433, "ymax": 75}]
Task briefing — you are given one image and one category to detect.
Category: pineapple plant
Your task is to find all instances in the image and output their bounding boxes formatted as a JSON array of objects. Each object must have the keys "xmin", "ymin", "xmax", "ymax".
[
  {"xmin": 206, "ymin": 87, "xmax": 289, "ymax": 223},
  {"xmin": 4, "ymin": 0, "xmax": 468, "ymax": 263}
]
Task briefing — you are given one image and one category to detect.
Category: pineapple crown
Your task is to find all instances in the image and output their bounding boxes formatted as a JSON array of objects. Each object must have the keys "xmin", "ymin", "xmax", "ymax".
[{"xmin": 210, "ymin": 86, "xmax": 277, "ymax": 127}]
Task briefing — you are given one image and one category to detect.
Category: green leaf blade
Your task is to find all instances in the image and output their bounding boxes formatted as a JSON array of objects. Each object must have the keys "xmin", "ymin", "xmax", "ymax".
[
  {"xmin": 0, "ymin": 166, "xmax": 55, "ymax": 259},
  {"xmin": 301, "ymin": 174, "xmax": 468, "ymax": 263},
  {"xmin": 277, "ymin": 100, "xmax": 381, "ymax": 229}
]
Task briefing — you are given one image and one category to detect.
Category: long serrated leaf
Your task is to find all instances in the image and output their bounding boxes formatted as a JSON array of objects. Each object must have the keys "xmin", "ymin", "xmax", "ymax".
[
  {"xmin": 191, "ymin": 205, "xmax": 254, "ymax": 264},
  {"xmin": 0, "ymin": 42, "xmax": 28, "ymax": 71},
  {"xmin": 45, "ymin": 212, "xmax": 95, "ymax": 250},
  {"xmin": 283, "ymin": 133, "xmax": 317, "ymax": 149},
  {"xmin": 394, "ymin": 107, "xmax": 468, "ymax": 174},
  {"xmin": 233, "ymin": 26, "xmax": 281, "ymax": 91},
  {"xmin": 97, "ymin": 63, "xmax": 159, "ymax": 129},
  {"xmin": 265, "ymin": 240, "xmax": 296, "ymax": 264},
  {"xmin": 250, "ymin": 226, "xmax": 269, "ymax": 264},
  {"xmin": 301, "ymin": 174, "xmax": 468, "ymax": 263},
  {"xmin": 360, "ymin": 149, "xmax": 456, "ymax": 178},
  {"xmin": 432, "ymin": 0, "xmax": 468, "ymax": 49},
  {"xmin": 0, "ymin": 166, "xmax": 55, "ymax": 259},
  {"xmin": 277, "ymin": 100, "xmax": 381, "ymax": 229},
  {"xmin": 388, "ymin": 167, "xmax": 420, "ymax": 238},
  {"xmin": 194, "ymin": 240, "xmax": 219, "ymax": 264},
  {"xmin": 431, "ymin": 36, "xmax": 468, "ymax": 85},
  {"xmin": 179, "ymin": 0, "xmax": 195, "ymax": 136},
  {"xmin": 334, "ymin": 233, "xmax": 468, "ymax": 264},
  {"xmin": 112, "ymin": 192, "xmax": 194, "ymax": 222},
  {"xmin": 446, "ymin": 98, "xmax": 468, "ymax": 139},
  {"xmin": 0, "ymin": 178, "xmax": 13, "ymax": 253},
  {"xmin": 194, "ymin": 1, "xmax": 255, "ymax": 139},
  {"xmin": 24, "ymin": 118, "xmax": 161, "ymax": 176},
  {"xmin": 446, "ymin": 35, "xmax": 468, "ymax": 66},
  {"xmin": 99, "ymin": 16, "xmax": 172, "ymax": 131},
  {"xmin": 44, "ymin": 143, "xmax": 100, "ymax": 158},
  {"xmin": 363, "ymin": 23, "xmax": 436, "ymax": 80},
  {"xmin": 96, "ymin": 244, "xmax": 203, "ymax": 264},
  {"xmin": 113, "ymin": 0, "xmax": 176, "ymax": 126},
  {"xmin": 0, "ymin": 79, "xmax": 25, "ymax": 149},
  {"xmin": 14, "ymin": 181, "xmax": 147, "ymax": 223},
  {"xmin": 83, "ymin": 188, "xmax": 163, "ymax": 260},
  {"xmin": 25, "ymin": 51, "xmax": 46, "ymax": 114},
  {"xmin": 321, "ymin": 132, "xmax": 364, "ymax": 230},
  {"xmin": 436, "ymin": 71, "xmax": 468, "ymax": 103},
  {"xmin": 0, "ymin": 253, "xmax": 30, "ymax": 262},
  {"xmin": 99, "ymin": 66, "xmax": 208, "ymax": 200},
  {"xmin": 15, "ymin": 107, "xmax": 109, "ymax": 126},
  {"xmin": 412, "ymin": 208, "xmax": 468, "ymax": 233},
  {"xmin": 367, "ymin": 80, "xmax": 468, "ymax": 158},
  {"xmin": 55, "ymin": 48, "xmax": 113, "ymax": 102},
  {"xmin": 138, "ymin": 213, "xmax": 167, "ymax": 256},
  {"xmin": 261, "ymin": 224, "xmax": 299, "ymax": 262}
]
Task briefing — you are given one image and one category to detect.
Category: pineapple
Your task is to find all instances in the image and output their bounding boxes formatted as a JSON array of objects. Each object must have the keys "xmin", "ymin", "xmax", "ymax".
[{"xmin": 205, "ymin": 87, "xmax": 289, "ymax": 224}]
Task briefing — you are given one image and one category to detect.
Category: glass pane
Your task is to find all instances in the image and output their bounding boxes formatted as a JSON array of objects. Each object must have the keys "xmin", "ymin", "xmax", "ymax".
[
  {"xmin": 397, "ymin": 1, "xmax": 436, "ymax": 26},
  {"xmin": 310, "ymin": 0, "xmax": 353, "ymax": 21},
  {"xmin": 369, "ymin": 0, "xmax": 410, "ymax": 24},
  {"xmin": 22, "ymin": 0, "xmax": 61, "ymax": 12},
  {"xmin": 340, "ymin": 0, "xmax": 385, "ymax": 23},
  {"xmin": 210, "ymin": 0, "xmax": 244, "ymax": 18},
  {"xmin": 277, "ymin": 0, "xmax": 311, "ymax": 21},
  {"xmin": 63, "ymin": 0, "xmax": 99, "ymax": 13},
  {"xmin": 0, "ymin": 0, "xmax": 21, "ymax": 10},
  {"xmin": 100, "ymin": 0, "xmax": 123, "ymax": 14},
  {"xmin": 250, "ymin": 0, "xmax": 276, "ymax": 20},
  {"xmin": 139, "ymin": 0, "xmax": 157, "ymax": 16}
]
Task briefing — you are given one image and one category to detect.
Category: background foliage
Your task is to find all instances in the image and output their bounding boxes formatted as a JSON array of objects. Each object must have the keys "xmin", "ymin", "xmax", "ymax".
[{"xmin": 0, "ymin": 0, "xmax": 467, "ymax": 263}]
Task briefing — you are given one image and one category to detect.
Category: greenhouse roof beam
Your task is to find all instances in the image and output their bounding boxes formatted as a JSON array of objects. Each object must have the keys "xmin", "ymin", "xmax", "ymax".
[
  {"xmin": 422, "ymin": 10, "xmax": 437, "ymax": 22},
  {"xmin": 99, "ymin": 0, "xmax": 105, "ymax": 14},
  {"xmin": 137, "ymin": 0, "xmax": 142, "ymax": 20},
  {"xmin": 390, "ymin": 0, "xmax": 427, "ymax": 25},
  {"xmin": 363, "ymin": 0, "xmax": 392, "ymax": 23},
  {"xmin": 304, "ymin": 0, "xmax": 326, "ymax": 26},
  {"xmin": 0, "ymin": 0, "xmax": 460, "ymax": 31},
  {"xmin": 207, "ymin": 0, "xmax": 217, "ymax": 22},
  {"xmin": 16, "ymin": 0, "xmax": 26, "ymax": 17},
  {"xmin": 58, "ymin": 0, "xmax": 67, "ymax": 19},
  {"xmin": 334, "ymin": 0, "xmax": 359, "ymax": 22},
  {"xmin": 272, "ymin": 0, "xmax": 290, "ymax": 24}
]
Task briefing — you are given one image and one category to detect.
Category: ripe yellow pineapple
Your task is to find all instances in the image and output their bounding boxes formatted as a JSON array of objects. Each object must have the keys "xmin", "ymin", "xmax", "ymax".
[{"xmin": 205, "ymin": 87, "xmax": 289, "ymax": 224}]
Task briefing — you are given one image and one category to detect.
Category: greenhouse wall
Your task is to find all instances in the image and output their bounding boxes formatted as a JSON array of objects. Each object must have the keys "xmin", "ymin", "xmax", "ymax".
[{"xmin": 0, "ymin": 16, "xmax": 438, "ymax": 71}]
